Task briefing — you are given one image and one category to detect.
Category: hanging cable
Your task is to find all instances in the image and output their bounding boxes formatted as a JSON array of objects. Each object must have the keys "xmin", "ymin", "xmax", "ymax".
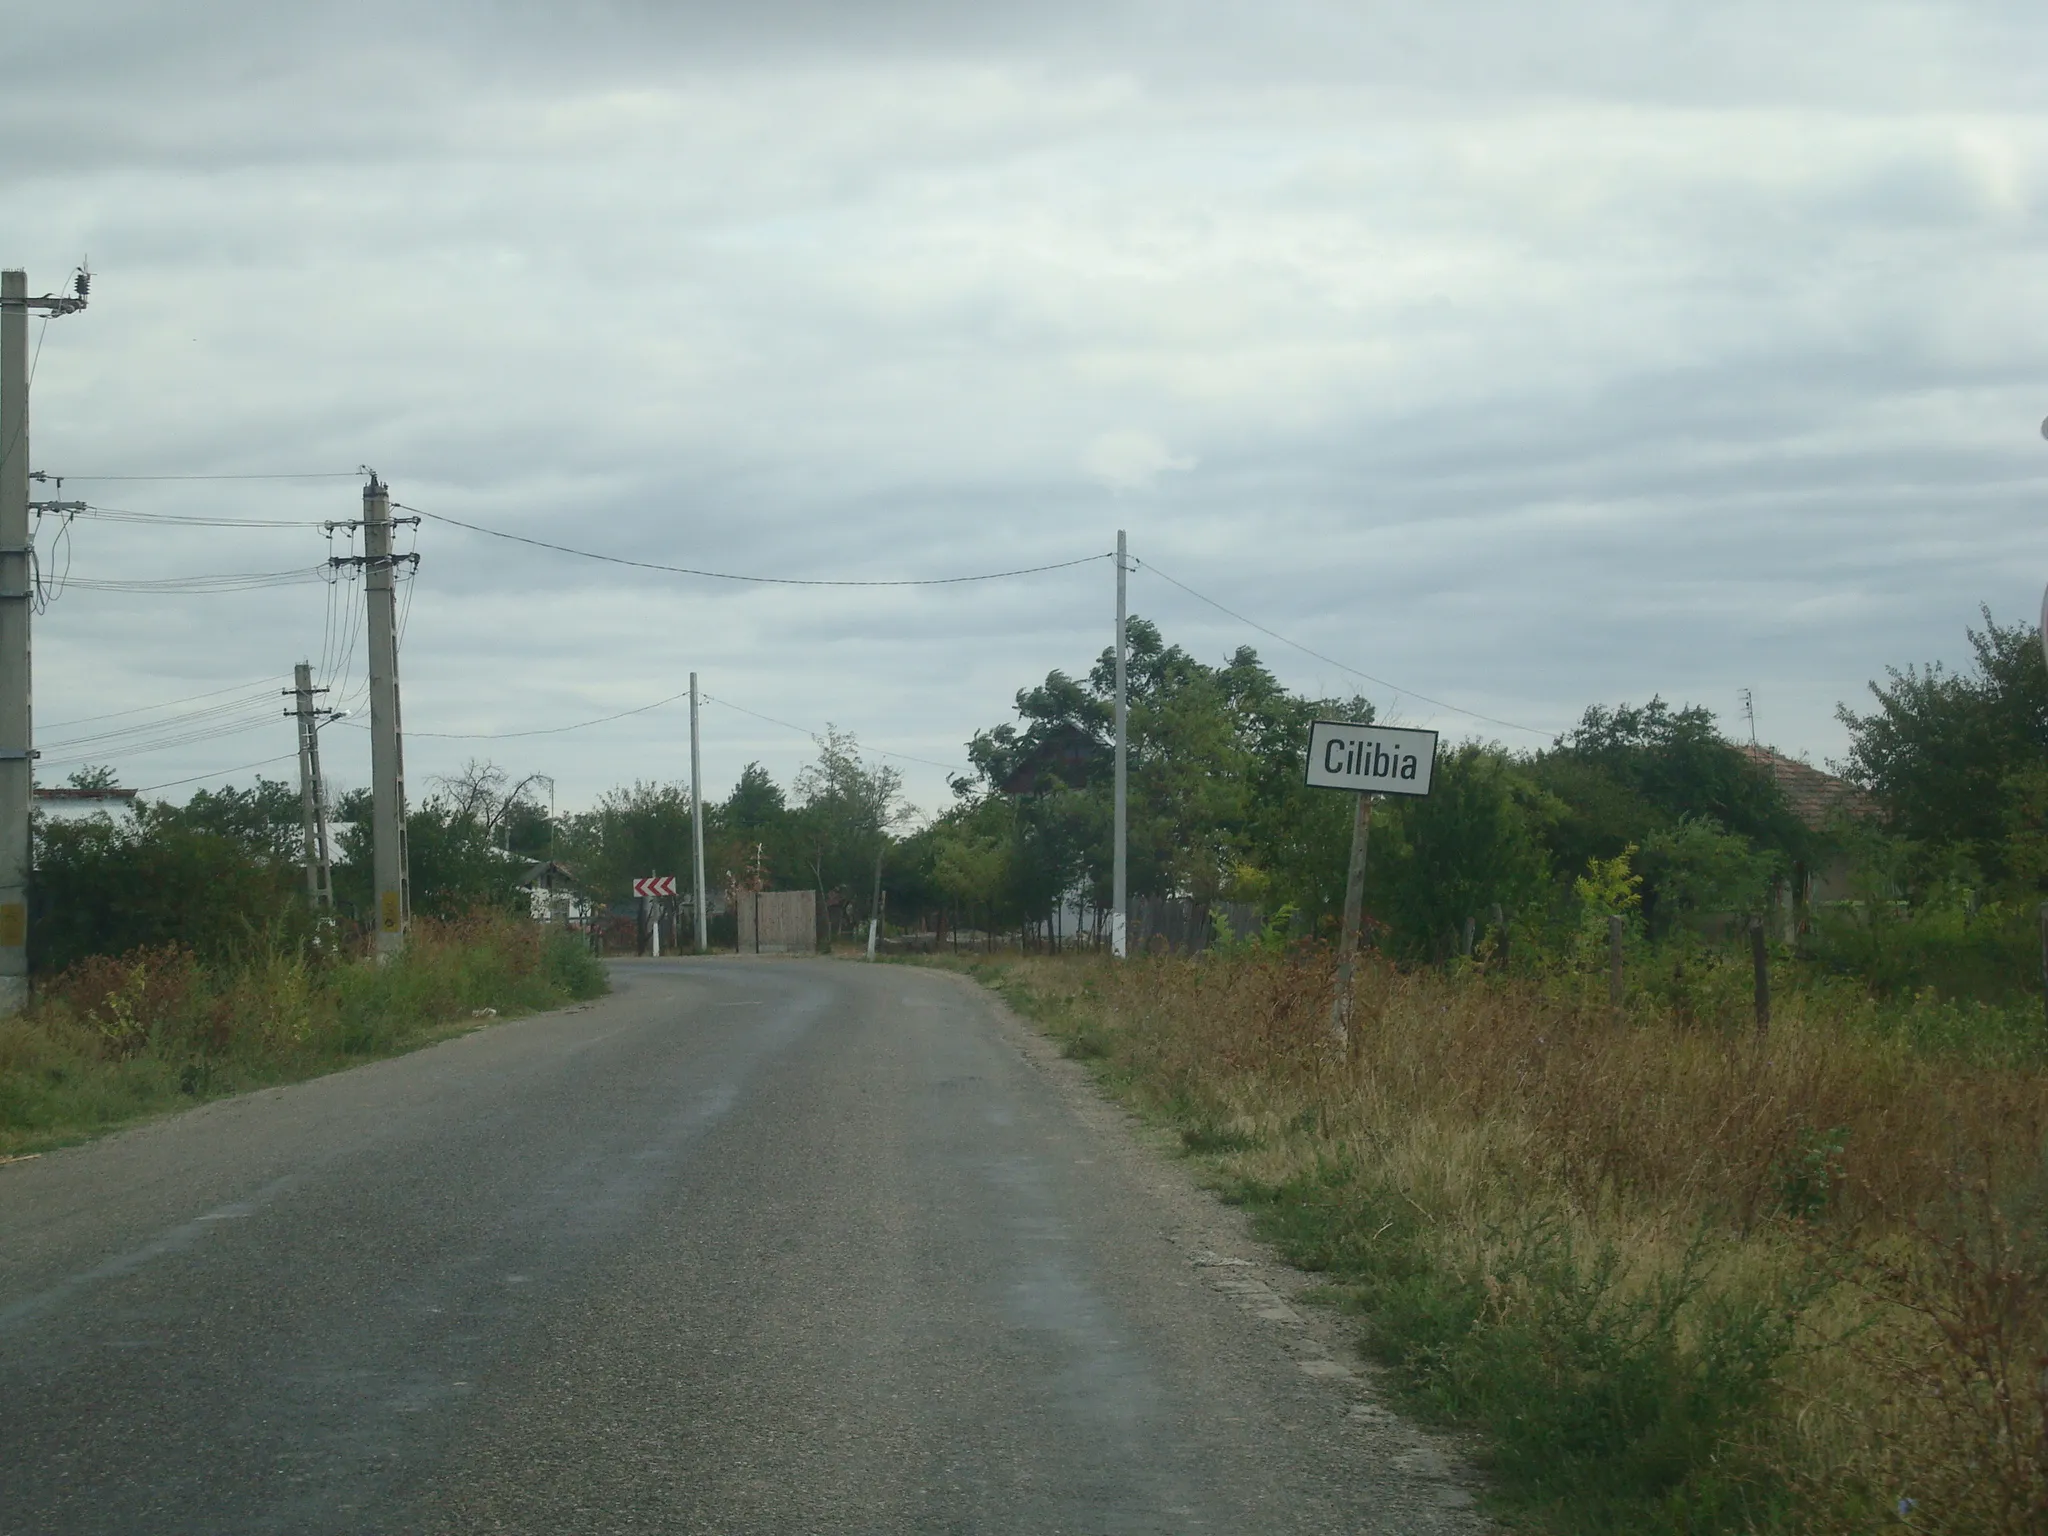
[
  {"xmin": 131, "ymin": 752, "xmax": 303, "ymax": 795},
  {"xmin": 1134, "ymin": 558, "xmax": 1557, "ymax": 739},
  {"xmin": 42, "ymin": 677, "xmax": 284, "ymax": 733},
  {"xmin": 396, "ymin": 502, "xmax": 1111, "ymax": 588},
  {"xmin": 69, "ymin": 504, "xmax": 329, "ymax": 529},
  {"xmin": 333, "ymin": 685, "xmax": 694, "ymax": 740},
  {"xmin": 56, "ymin": 565, "xmax": 327, "ymax": 594},
  {"xmin": 700, "ymin": 693, "xmax": 969, "ymax": 774},
  {"xmin": 54, "ymin": 472, "xmax": 361, "ymax": 482}
]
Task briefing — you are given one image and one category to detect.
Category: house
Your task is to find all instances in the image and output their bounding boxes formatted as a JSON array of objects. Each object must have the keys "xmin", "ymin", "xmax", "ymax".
[
  {"xmin": 517, "ymin": 859, "xmax": 593, "ymax": 925},
  {"xmin": 1740, "ymin": 745, "xmax": 1878, "ymax": 904},
  {"xmin": 997, "ymin": 725, "xmax": 1100, "ymax": 796},
  {"xmin": 33, "ymin": 786, "xmax": 139, "ymax": 824}
]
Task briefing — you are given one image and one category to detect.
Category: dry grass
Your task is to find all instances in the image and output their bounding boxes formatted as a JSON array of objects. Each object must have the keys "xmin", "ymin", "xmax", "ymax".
[
  {"xmin": 0, "ymin": 913, "xmax": 608, "ymax": 1156},
  {"xmin": 974, "ymin": 949, "xmax": 2048, "ymax": 1533}
]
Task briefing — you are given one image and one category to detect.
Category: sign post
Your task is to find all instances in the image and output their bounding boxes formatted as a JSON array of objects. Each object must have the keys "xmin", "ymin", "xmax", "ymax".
[
  {"xmin": 1304, "ymin": 720, "xmax": 1439, "ymax": 1036},
  {"xmin": 633, "ymin": 876, "xmax": 677, "ymax": 957}
]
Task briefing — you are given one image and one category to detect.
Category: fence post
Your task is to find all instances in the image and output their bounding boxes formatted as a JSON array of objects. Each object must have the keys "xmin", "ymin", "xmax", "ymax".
[
  {"xmin": 1750, "ymin": 915, "xmax": 1770, "ymax": 1038},
  {"xmin": 1607, "ymin": 914, "xmax": 1624, "ymax": 1010},
  {"xmin": 1461, "ymin": 916, "xmax": 1475, "ymax": 959},
  {"xmin": 1491, "ymin": 903, "xmax": 1507, "ymax": 969}
]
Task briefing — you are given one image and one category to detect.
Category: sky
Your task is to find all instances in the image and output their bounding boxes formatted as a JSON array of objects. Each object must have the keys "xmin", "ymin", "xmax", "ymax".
[{"xmin": 8, "ymin": 0, "xmax": 2048, "ymax": 823}]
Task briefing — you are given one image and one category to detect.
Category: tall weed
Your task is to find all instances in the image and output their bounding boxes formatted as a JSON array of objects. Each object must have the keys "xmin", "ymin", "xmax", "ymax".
[
  {"xmin": 0, "ymin": 913, "xmax": 607, "ymax": 1154},
  {"xmin": 967, "ymin": 949, "xmax": 2048, "ymax": 1533}
]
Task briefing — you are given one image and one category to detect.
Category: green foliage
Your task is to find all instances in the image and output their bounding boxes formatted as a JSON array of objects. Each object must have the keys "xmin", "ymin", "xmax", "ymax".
[
  {"xmin": 333, "ymin": 795, "xmax": 527, "ymax": 922},
  {"xmin": 556, "ymin": 779, "xmax": 697, "ymax": 905},
  {"xmin": 0, "ymin": 914, "xmax": 608, "ymax": 1155},
  {"xmin": 1368, "ymin": 744, "xmax": 1555, "ymax": 961},
  {"xmin": 1839, "ymin": 607, "xmax": 2048, "ymax": 890},
  {"xmin": 154, "ymin": 776, "xmax": 305, "ymax": 864},
  {"xmin": 1807, "ymin": 898, "xmax": 2043, "ymax": 1011},
  {"xmin": 1233, "ymin": 1169, "xmax": 1801, "ymax": 1531},
  {"xmin": 31, "ymin": 812, "xmax": 302, "ymax": 973},
  {"xmin": 1637, "ymin": 815, "xmax": 1781, "ymax": 931}
]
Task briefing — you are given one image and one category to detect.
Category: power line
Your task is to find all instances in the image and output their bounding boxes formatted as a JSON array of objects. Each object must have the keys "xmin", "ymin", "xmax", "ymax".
[
  {"xmin": 131, "ymin": 752, "xmax": 301, "ymax": 795},
  {"xmin": 1134, "ymin": 559, "xmax": 1556, "ymax": 739},
  {"xmin": 41, "ymin": 676, "xmax": 283, "ymax": 732},
  {"xmin": 58, "ymin": 566, "xmax": 328, "ymax": 594},
  {"xmin": 397, "ymin": 502, "xmax": 1111, "ymax": 588},
  {"xmin": 72, "ymin": 505, "xmax": 327, "ymax": 529},
  {"xmin": 339, "ymin": 685, "xmax": 696, "ymax": 740},
  {"xmin": 52, "ymin": 472, "xmax": 360, "ymax": 482},
  {"xmin": 42, "ymin": 691, "xmax": 281, "ymax": 754},
  {"xmin": 40, "ymin": 711, "xmax": 281, "ymax": 769},
  {"xmin": 701, "ymin": 693, "xmax": 969, "ymax": 774}
]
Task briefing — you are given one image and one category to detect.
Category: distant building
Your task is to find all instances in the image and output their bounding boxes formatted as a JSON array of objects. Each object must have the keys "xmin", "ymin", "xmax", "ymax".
[
  {"xmin": 997, "ymin": 725, "xmax": 1101, "ymax": 796},
  {"xmin": 33, "ymin": 786, "xmax": 139, "ymax": 824},
  {"xmin": 1740, "ymin": 745, "xmax": 1878, "ymax": 904},
  {"xmin": 517, "ymin": 859, "xmax": 592, "ymax": 924}
]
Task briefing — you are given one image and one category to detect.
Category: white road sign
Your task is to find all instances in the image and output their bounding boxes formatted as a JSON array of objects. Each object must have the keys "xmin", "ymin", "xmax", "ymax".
[{"xmin": 1304, "ymin": 720, "xmax": 1438, "ymax": 797}]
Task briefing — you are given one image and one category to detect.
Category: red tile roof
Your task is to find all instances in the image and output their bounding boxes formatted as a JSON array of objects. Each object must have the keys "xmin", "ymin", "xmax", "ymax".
[{"xmin": 1739, "ymin": 746, "xmax": 1876, "ymax": 829}]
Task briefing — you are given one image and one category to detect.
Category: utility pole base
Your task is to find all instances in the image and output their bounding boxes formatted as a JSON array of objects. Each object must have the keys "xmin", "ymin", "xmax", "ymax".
[{"xmin": 0, "ymin": 974, "xmax": 25, "ymax": 1016}]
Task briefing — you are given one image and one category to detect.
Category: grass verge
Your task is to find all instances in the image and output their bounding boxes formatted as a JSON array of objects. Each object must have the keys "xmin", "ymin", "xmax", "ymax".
[
  {"xmin": 931, "ymin": 950, "xmax": 2048, "ymax": 1535},
  {"xmin": 0, "ymin": 912, "xmax": 608, "ymax": 1157}
]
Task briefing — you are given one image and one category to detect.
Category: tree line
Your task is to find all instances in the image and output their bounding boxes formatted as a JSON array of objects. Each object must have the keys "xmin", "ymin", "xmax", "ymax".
[{"xmin": 29, "ymin": 603, "xmax": 2045, "ymax": 993}]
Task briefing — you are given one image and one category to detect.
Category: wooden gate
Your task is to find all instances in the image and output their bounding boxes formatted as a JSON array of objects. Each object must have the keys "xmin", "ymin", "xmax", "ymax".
[{"xmin": 737, "ymin": 890, "xmax": 820, "ymax": 954}]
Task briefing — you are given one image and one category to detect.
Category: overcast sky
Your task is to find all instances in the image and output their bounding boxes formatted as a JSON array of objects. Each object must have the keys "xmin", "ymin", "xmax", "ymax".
[{"xmin": 9, "ymin": 0, "xmax": 2048, "ymax": 820}]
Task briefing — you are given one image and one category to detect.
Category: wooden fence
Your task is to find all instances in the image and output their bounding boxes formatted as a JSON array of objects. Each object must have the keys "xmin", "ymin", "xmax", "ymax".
[{"xmin": 737, "ymin": 889, "xmax": 821, "ymax": 955}]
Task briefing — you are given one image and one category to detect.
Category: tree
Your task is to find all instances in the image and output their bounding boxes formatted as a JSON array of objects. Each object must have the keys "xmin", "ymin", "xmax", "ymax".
[
  {"xmin": 1838, "ymin": 607, "xmax": 2048, "ymax": 888},
  {"xmin": 555, "ymin": 781, "xmax": 697, "ymax": 904},
  {"xmin": 1531, "ymin": 698, "xmax": 1802, "ymax": 927},
  {"xmin": 430, "ymin": 760, "xmax": 552, "ymax": 858},
  {"xmin": 791, "ymin": 728, "xmax": 907, "ymax": 930},
  {"xmin": 1368, "ymin": 744, "xmax": 1556, "ymax": 960},
  {"xmin": 31, "ymin": 813, "xmax": 298, "ymax": 972},
  {"xmin": 153, "ymin": 777, "xmax": 304, "ymax": 866}
]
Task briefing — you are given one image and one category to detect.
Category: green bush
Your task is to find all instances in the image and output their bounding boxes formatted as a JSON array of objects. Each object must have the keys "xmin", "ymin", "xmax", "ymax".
[
  {"xmin": 1233, "ymin": 1165, "xmax": 1804, "ymax": 1532},
  {"xmin": 0, "ymin": 912, "xmax": 609, "ymax": 1155}
]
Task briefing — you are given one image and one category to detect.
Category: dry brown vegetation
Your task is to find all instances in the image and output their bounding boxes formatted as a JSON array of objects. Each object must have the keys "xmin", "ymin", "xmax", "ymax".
[
  {"xmin": 978, "ymin": 949, "xmax": 2048, "ymax": 1533},
  {"xmin": 0, "ymin": 913, "xmax": 607, "ymax": 1156}
]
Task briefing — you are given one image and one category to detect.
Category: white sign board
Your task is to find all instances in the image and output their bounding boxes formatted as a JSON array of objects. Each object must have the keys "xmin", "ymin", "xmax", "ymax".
[{"xmin": 1304, "ymin": 719, "xmax": 1439, "ymax": 797}]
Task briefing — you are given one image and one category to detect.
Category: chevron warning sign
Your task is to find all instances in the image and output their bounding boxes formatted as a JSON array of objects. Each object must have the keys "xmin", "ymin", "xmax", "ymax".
[{"xmin": 632, "ymin": 876, "xmax": 677, "ymax": 898}]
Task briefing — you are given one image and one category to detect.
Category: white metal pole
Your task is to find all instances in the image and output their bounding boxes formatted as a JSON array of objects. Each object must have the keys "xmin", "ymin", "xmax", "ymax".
[
  {"xmin": 364, "ymin": 476, "xmax": 410, "ymax": 958},
  {"xmin": 1112, "ymin": 529, "xmax": 1128, "ymax": 959},
  {"xmin": 690, "ymin": 672, "xmax": 708, "ymax": 953},
  {"xmin": 0, "ymin": 273, "xmax": 30, "ymax": 1013}
]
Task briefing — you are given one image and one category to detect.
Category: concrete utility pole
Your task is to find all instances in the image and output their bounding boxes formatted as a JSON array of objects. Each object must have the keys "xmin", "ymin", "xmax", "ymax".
[
  {"xmin": 362, "ymin": 476, "xmax": 411, "ymax": 959},
  {"xmin": 288, "ymin": 661, "xmax": 334, "ymax": 908},
  {"xmin": 0, "ymin": 267, "xmax": 87, "ymax": 1016},
  {"xmin": 1112, "ymin": 529, "xmax": 1128, "ymax": 959},
  {"xmin": 690, "ymin": 672, "xmax": 707, "ymax": 953}
]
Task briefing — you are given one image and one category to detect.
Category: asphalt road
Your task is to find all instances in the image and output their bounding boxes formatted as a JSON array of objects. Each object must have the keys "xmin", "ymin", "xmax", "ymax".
[{"xmin": 0, "ymin": 959, "xmax": 1484, "ymax": 1534}]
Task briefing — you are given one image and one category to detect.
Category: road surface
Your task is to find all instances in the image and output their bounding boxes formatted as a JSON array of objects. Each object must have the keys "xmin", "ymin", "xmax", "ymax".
[{"xmin": 0, "ymin": 959, "xmax": 1483, "ymax": 1534}]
